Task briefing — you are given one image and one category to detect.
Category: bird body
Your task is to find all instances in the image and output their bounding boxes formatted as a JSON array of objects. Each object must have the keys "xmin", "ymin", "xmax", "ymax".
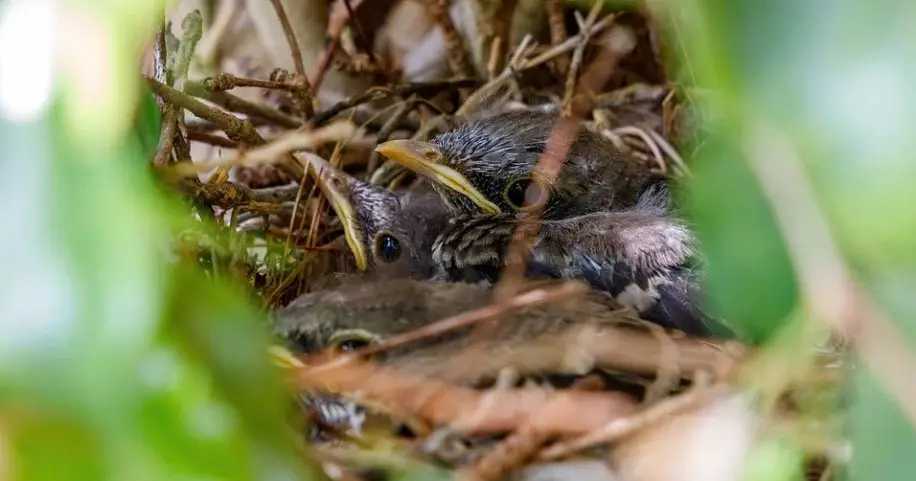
[
  {"xmin": 375, "ymin": 110, "xmax": 726, "ymax": 337},
  {"xmin": 273, "ymin": 276, "xmax": 728, "ymax": 387},
  {"xmin": 304, "ymin": 152, "xmax": 451, "ymax": 279}
]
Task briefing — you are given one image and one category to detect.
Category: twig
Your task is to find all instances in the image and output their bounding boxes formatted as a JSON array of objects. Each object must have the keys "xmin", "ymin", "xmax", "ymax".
[
  {"xmin": 249, "ymin": 183, "xmax": 304, "ymax": 203},
  {"xmin": 148, "ymin": 77, "xmax": 266, "ymax": 146},
  {"xmin": 562, "ymin": 1, "xmax": 603, "ymax": 116},
  {"xmin": 291, "ymin": 357, "xmax": 638, "ymax": 436},
  {"xmin": 186, "ymin": 131, "xmax": 238, "ymax": 149},
  {"xmin": 167, "ymin": 122, "xmax": 358, "ymax": 175},
  {"xmin": 146, "ymin": 77, "xmax": 306, "ymax": 180},
  {"xmin": 263, "ymin": 0, "xmax": 315, "ymax": 119},
  {"xmin": 205, "ymin": 73, "xmax": 299, "ymax": 92},
  {"xmin": 311, "ymin": 0, "xmax": 368, "ymax": 92},
  {"xmin": 366, "ymin": 100, "xmax": 415, "ymax": 173},
  {"xmin": 459, "ymin": 376, "xmax": 604, "ymax": 481},
  {"xmin": 311, "ymin": 79, "xmax": 479, "ymax": 126},
  {"xmin": 595, "ymin": 83, "xmax": 670, "ymax": 108},
  {"xmin": 350, "ymin": 281, "xmax": 588, "ymax": 359},
  {"xmin": 612, "ymin": 125, "xmax": 666, "ymax": 174},
  {"xmin": 523, "ymin": 13, "xmax": 616, "ymax": 70},
  {"xmin": 545, "ymin": 0, "xmax": 568, "ymax": 75},
  {"xmin": 153, "ymin": 22, "xmax": 168, "ymax": 110},
  {"xmin": 458, "ymin": 14, "xmax": 616, "ymax": 118},
  {"xmin": 185, "ymin": 80, "xmax": 302, "ymax": 129},
  {"xmin": 482, "ymin": 0, "xmax": 518, "ymax": 76},
  {"xmin": 268, "ymin": 0, "xmax": 305, "ymax": 76},
  {"xmin": 538, "ymin": 382, "xmax": 728, "ymax": 460},
  {"xmin": 567, "ymin": 24, "xmax": 636, "ymax": 118},
  {"xmin": 195, "ymin": 0, "xmax": 240, "ymax": 68},
  {"xmin": 743, "ymin": 119, "xmax": 916, "ymax": 424},
  {"xmin": 645, "ymin": 127, "xmax": 691, "ymax": 176},
  {"xmin": 153, "ymin": 107, "xmax": 181, "ymax": 167},
  {"xmin": 152, "ymin": 11, "xmax": 203, "ymax": 167},
  {"xmin": 494, "ymin": 118, "xmax": 580, "ymax": 300},
  {"xmin": 427, "ymin": 0, "xmax": 475, "ymax": 79}
]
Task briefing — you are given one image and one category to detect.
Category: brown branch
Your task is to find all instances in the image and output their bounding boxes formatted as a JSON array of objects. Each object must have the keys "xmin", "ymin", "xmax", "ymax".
[
  {"xmin": 185, "ymin": 131, "xmax": 235, "ymax": 149},
  {"xmin": 146, "ymin": 77, "xmax": 306, "ymax": 180},
  {"xmin": 538, "ymin": 383, "xmax": 728, "ymax": 460},
  {"xmin": 366, "ymin": 100, "xmax": 415, "ymax": 173},
  {"xmin": 205, "ymin": 73, "xmax": 297, "ymax": 92},
  {"xmin": 568, "ymin": 25, "xmax": 636, "ymax": 118},
  {"xmin": 460, "ymin": 376, "xmax": 605, "ymax": 481},
  {"xmin": 494, "ymin": 118, "xmax": 580, "ymax": 300},
  {"xmin": 166, "ymin": 122, "xmax": 357, "ymax": 176},
  {"xmin": 545, "ymin": 0, "xmax": 568, "ymax": 75},
  {"xmin": 291, "ymin": 357, "xmax": 638, "ymax": 436},
  {"xmin": 311, "ymin": 0, "xmax": 369, "ymax": 92},
  {"xmin": 185, "ymin": 80, "xmax": 303, "ymax": 129},
  {"xmin": 427, "ymin": 0, "xmax": 475, "ymax": 79},
  {"xmin": 310, "ymin": 78, "xmax": 478, "ymax": 126},
  {"xmin": 562, "ymin": 1, "xmax": 604, "ymax": 116},
  {"xmin": 351, "ymin": 281, "xmax": 588, "ymax": 359},
  {"xmin": 268, "ymin": 0, "xmax": 306, "ymax": 76}
]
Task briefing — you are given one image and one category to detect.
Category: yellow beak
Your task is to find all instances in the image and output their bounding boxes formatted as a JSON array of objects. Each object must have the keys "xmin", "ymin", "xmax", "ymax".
[
  {"xmin": 296, "ymin": 152, "xmax": 369, "ymax": 271},
  {"xmin": 374, "ymin": 139, "xmax": 501, "ymax": 214}
]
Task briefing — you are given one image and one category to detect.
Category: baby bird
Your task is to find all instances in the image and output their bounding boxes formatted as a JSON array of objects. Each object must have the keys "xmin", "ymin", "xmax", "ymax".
[{"xmin": 374, "ymin": 110, "xmax": 723, "ymax": 336}]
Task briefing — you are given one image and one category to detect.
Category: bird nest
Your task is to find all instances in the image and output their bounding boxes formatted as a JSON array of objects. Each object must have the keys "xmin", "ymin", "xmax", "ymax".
[{"xmin": 150, "ymin": 1, "xmax": 844, "ymax": 480}]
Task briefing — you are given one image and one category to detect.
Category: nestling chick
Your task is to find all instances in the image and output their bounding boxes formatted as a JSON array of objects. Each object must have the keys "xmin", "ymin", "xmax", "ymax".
[
  {"xmin": 376, "ymin": 109, "xmax": 658, "ymax": 218},
  {"xmin": 374, "ymin": 111, "xmax": 725, "ymax": 336},
  {"xmin": 273, "ymin": 276, "xmax": 655, "ymax": 385},
  {"xmin": 303, "ymin": 152, "xmax": 451, "ymax": 280}
]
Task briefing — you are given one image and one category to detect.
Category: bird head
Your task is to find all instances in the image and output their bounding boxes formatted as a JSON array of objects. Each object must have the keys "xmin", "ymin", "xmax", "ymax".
[
  {"xmin": 303, "ymin": 153, "xmax": 447, "ymax": 278},
  {"xmin": 375, "ymin": 110, "xmax": 654, "ymax": 219}
]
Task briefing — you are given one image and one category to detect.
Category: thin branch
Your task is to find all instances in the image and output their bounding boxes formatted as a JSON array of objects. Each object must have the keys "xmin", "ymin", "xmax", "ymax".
[
  {"xmin": 185, "ymin": 80, "xmax": 303, "ymax": 129},
  {"xmin": 350, "ymin": 281, "xmax": 588, "ymax": 359},
  {"xmin": 538, "ymin": 383, "xmax": 728, "ymax": 460},
  {"xmin": 152, "ymin": 11, "xmax": 202, "ymax": 167},
  {"xmin": 545, "ymin": 0, "xmax": 568, "ymax": 75},
  {"xmin": 311, "ymin": 78, "xmax": 478, "ymax": 126},
  {"xmin": 427, "ymin": 0, "xmax": 475, "ymax": 79},
  {"xmin": 562, "ymin": 1, "xmax": 603, "ymax": 116},
  {"xmin": 167, "ymin": 122, "xmax": 358, "ymax": 175},
  {"xmin": 269, "ymin": 0, "xmax": 316, "ymax": 117},
  {"xmin": 744, "ymin": 118, "xmax": 916, "ymax": 425}
]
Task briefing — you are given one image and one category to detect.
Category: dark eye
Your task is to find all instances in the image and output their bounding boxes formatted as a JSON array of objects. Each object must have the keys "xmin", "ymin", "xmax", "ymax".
[
  {"xmin": 374, "ymin": 232, "xmax": 401, "ymax": 263},
  {"xmin": 503, "ymin": 177, "xmax": 547, "ymax": 210},
  {"xmin": 329, "ymin": 331, "xmax": 374, "ymax": 353},
  {"xmin": 336, "ymin": 338, "xmax": 369, "ymax": 352}
]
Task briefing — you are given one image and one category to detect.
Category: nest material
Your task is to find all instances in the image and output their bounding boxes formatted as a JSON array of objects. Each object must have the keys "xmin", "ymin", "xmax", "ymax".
[{"xmin": 150, "ymin": 1, "xmax": 842, "ymax": 480}]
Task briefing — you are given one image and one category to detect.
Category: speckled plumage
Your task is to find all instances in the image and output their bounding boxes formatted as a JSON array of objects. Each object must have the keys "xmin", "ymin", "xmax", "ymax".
[
  {"xmin": 376, "ymin": 111, "xmax": 724, "ymax": 336},
  {"xmin": 273, "ymin": 276, "xmax": 651, "ymax": 384},
  {"xmin": 428, "ymin": 109, "xmax": 656, "ymax": 218}
]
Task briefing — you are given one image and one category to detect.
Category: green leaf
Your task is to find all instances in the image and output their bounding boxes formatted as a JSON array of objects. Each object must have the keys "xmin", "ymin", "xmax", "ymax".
[
  {"xmin": 683, "ymin": 128, "xmax": 799, "ymax": 343},
  {"xmin": 666, "ymin": 0, "xmax": 916, "ymax": 479},
  {"xmin": 132, "ymin": 84, "xmax": 162, "ymax": 159}
]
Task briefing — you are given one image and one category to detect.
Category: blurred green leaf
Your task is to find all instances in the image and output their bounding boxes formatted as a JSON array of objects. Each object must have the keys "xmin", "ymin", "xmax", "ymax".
[
  {"xmin": 683, "ymin": 128, "xmax": 799, "ymax": 343},
  {"xmin": 666, "ymin": 0, "xmax": 916, "ymax": 479},
  {"xmin": 0, "ymin": 1, "xmax": 317, "ymax": 479},
  {"xmin": 846, "ymin": 367, "xmax": 916, "ymax": 481},
  {"xmin": 132, "ymin": 85, "xmax": 162, "ymax": 158},
  {"xmin": 742, "ymin": 435, "xmax": 805, "ymax": 481}
]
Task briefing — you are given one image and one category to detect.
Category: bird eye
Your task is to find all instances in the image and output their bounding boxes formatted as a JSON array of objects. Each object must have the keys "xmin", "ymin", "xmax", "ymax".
[
  {"xmin": 503, "ymin": 176, "xmax": 548, "ymax": 210},
  {"xmin": 374, "ymin": 232, "xmax": 402, "ymax": 263},
  {"xmin": 328, "ymin": 330, "xmax": 375, "ymax": 353}
]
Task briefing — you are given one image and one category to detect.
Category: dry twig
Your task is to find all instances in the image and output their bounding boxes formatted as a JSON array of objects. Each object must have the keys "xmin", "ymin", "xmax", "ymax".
[{"xmin": 292, "ymin": 357, "xmax": 639, "ymax": 436}]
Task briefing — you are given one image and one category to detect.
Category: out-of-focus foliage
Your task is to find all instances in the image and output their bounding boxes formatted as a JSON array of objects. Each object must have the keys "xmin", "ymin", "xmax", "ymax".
[
  {"xmin": 660, "ymin": 0, "xmax": 916, "ymax": 480},
  {"xmin": 0, "ymin": 0, "xmax": 314, "ymax": 479}
]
